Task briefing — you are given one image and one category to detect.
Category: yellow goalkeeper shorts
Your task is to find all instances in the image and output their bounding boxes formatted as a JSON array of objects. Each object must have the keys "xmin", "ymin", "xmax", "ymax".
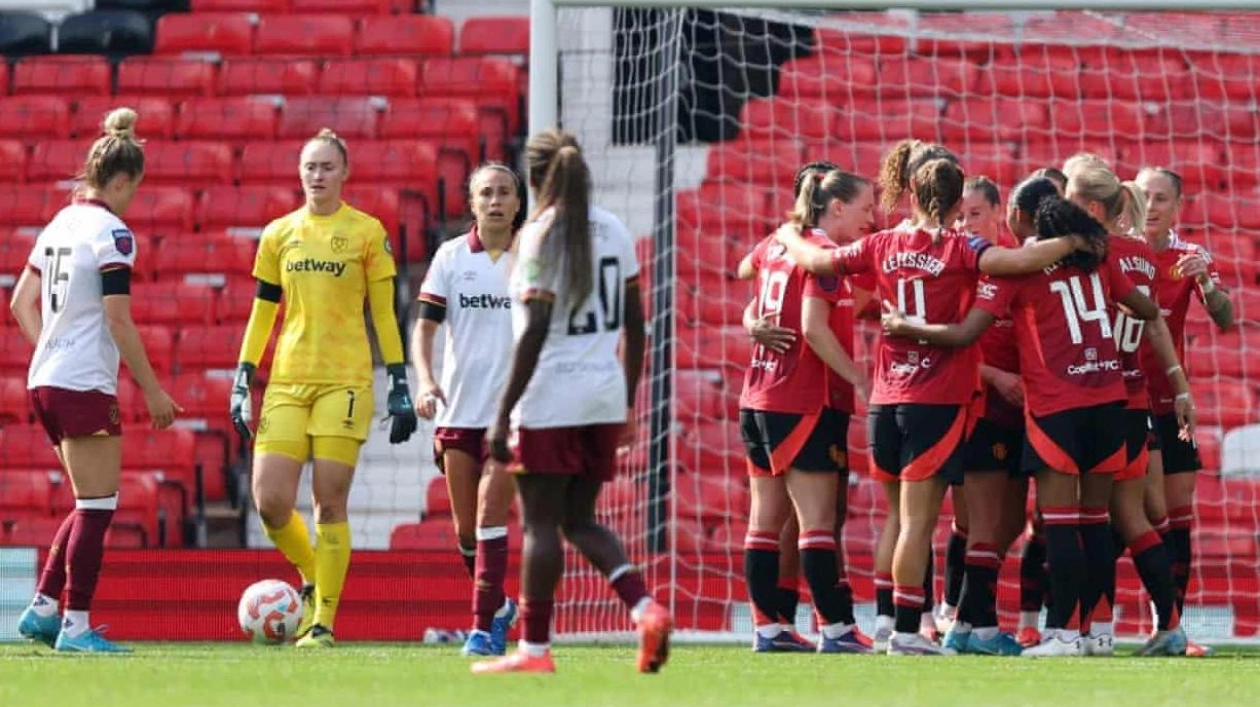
[{"xmin": 256, "ymin": 383, "xmax": 374, "ymax": 464}]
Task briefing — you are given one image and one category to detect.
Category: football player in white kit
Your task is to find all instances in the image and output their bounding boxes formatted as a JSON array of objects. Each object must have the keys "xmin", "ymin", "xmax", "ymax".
[
  {"xmin": 471, "ymin": 129, "xmax": 671, "ymax": 675},
  {"xmin": 413, "ymin": 163, "xmax": 525, "ymax": 656},
  {"xmin": 11, "ymin": 108, "xmax": 180, "ymax": 653}
]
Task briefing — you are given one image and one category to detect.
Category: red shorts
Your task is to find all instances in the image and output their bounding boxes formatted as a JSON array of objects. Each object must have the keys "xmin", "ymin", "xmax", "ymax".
[
  {"xmin": 513, "ymin": 424, "xmax": 623, "ymax": 482},
  {"xmin": 433, "ymin": 427, "xmax": 487, "ymax": 474},
  {"xmin": 29, "ymin": 386, "xmax": 122, "ymax": 445}
]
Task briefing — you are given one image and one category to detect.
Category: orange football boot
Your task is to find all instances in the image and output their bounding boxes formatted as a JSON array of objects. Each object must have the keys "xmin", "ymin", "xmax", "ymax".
[{"xmin": 637, "ymin": 601, "xmax": 673, "ymax": 673}]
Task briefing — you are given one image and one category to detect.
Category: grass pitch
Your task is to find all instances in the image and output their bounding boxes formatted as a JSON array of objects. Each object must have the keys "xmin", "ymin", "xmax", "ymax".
[{"xmin": 3, "ymin": 642, "xmax": 1260, "ymax": 707}]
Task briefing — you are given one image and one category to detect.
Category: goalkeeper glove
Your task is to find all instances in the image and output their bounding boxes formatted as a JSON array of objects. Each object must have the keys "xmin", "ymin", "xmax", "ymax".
[
  {"xmin": 230, "ymin": 362, "xmax": 255, "ymax": 440},
  {"xmin": 386, "ymin": 363, "xmax": 418, "ymax": 444}
]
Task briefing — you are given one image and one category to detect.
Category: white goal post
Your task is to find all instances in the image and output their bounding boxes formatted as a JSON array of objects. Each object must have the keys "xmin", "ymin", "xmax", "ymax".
[{"xmin": 530, "ymin": 0, "xmax": 1260, "ymax": 644}]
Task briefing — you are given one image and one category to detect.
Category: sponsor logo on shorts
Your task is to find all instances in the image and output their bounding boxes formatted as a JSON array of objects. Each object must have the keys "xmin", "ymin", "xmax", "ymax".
[
  {"xmin": 257, "ymin": 416, "xmax": 270, "ymax": 434},
  {"xmin": 992, "ymin": 442, "xmax": 1008, "ymax": 461},
  {"xmin": 829, "ymin": 445, "xmax": 847, "ymax": 468},
  {"xmin": 108, "ymin": 404, "xmax": 120, "ymax": 425}
]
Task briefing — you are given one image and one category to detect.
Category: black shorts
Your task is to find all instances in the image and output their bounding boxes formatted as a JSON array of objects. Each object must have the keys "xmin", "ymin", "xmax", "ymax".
[
  {"xmin": 868, "ymin": 403, "xmax": 968, "ymax": 485},
  {"xmin": 1153, "ymin": 412, "xmax": 1202, "ymax": 475},
  {"xmin": 1116, "ymin": 408, "xmax": 1153, "ymax": 482},
  {"xmin": 1023, "ymin": 402, "xmax": 1126, "ymax": 475},
  {"xmin": 740, "ymin": 408, "xmax": 846, "ymax": 477},
  {"xmin": 963, "ymin": 417, "xmax": 1024, "ymax": 477}
]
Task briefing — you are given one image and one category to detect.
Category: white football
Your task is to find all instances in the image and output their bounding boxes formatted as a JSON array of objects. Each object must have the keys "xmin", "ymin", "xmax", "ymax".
[{"xmin": 237, "ymin": 579, "xmax": 303, "ymax": 644}]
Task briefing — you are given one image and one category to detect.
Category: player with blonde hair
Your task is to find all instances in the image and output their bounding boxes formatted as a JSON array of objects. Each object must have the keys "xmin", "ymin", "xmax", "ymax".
[
  {"xmin": 13, "ymin": 107, "xmax": 180, "ymax": 653},
  {"xmin": 414, "ymin": 163, "xmax": 526, "ymax": 656},
  {"xmin": 230, "ymin": 128, "xmax": 417, "ymax": 649}
]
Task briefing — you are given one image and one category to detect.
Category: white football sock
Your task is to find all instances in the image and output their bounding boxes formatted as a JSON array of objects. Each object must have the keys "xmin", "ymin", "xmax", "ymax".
[
  {"xmin": 30, "ymin": 593, "xmax": 58, "ymax": 617},
  {"xmin": 62, "ymin": 610, "xmax": 90, "ymax": 638}
]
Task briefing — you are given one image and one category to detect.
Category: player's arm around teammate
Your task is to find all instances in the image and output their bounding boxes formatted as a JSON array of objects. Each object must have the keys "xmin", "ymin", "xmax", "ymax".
[
  {"xmin": 411, "ymin": 164, "xmax": 525, "ymax": 656},
  {"xmin": 13, "ymin": 108, "xmax": 179, "ymax": 653},
  {"xmin": 229, "ymin": 129, "xmax": 416, "ymax": 648}
]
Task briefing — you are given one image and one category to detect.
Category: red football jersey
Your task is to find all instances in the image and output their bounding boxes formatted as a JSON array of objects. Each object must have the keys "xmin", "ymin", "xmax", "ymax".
[
  {"xmin": 1139, "ymin": 232, "xmax": 1223, "ymax": 414},
  {"xmin": 830, "ymin": 225, "xmax": 987, "ymax": 406},
  {"xmin": 975, "ymin": 231, "xmax": 1022, "ymax": 426},
  {"xmin": 975, "ymin": 256, "xmax": 1135, "ymax": 417},
  {"xmin": 1109, "ymin": 236, "xmax": 1160, "ymax": 410},
  {"xmin": 739, "ymin": 230, "xmax": 840, "ymax": 414},
  {"xmin": 819, "ymin": 276, "xmax": 857, "ymax": 414}
]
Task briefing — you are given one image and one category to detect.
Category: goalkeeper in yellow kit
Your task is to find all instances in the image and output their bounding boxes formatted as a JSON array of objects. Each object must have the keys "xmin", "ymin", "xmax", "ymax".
[{"xmin": 229, "ymin": 129, "xmax": 417, "ymax": 648}]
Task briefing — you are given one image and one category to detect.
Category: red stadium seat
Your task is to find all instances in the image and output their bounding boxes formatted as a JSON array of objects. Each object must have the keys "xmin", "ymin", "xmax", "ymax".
[
  {"xmin": 136, "ymin": 324, "xmax": 175, "ymax": 374},
  {"xmin": 676, "ymin": 181, "xmax": 772, "ymax": 228},
  {"xmin": 175, "ymin": 97, "xmax": 278, "ymax": 141},
  {"xmin": 677, "ymin": 420, "xmax": 744, "ymax": 475},
  {"xmin": 777, "ymin": 54, "xmax": 878, "ymax": 100},
  {"xmin": 0, "ymin": 328, "xmax": 33, "ymax": 377},
  {"xmin": 0, "ymin": 185, "xmax": 64, "ymax": 227},
  {"xmin": 72, "ymin": 96, "xmax": 175, "ymax": 140},
  {"xmin": 154, "ymin": 13, "xmax": 254, "ymax": 56},
  {"xmin": 675, "ymin": 476, "xmax": 749, "ymax": 522},
  {"xmin": 237, "ymin": 140, "xmax": 305, "ymax": 185},
  {"xmin": 11, "ymin": 56, "xmax": 111, "ymax": 96},
  {"xmin": 118, "ymin": 57, "xmax": 217, "ymax": 99},
  {"xmin": 0, "ymin": 141, "xmax": 28, "ymax": 183},
  {"xmin": 290, "ymin": 0, "xmax": 391, "ymax": 13},
  {"xmin": 192, "ymin": 0, "xmax": 286, "ymax": 10},
  {"xmin": 459, "ymin": 16, "xmax": 530, "ymax": 56},
  {"xmin": 388, "ymin": 520, "xmax": 455, "ymax": 551},
  {"xmin": 1079, "ymin": 51, "xmax": 1192, "ymax": 102},
  {"xmin": 916, "ymin": 12, "xmax": 1016, "ymax": 59},
  {"xmin": 0, "ymin": 425, "xmax": 59, "ymax": 469},
  {"xmin": 352, "ymin": 140, "xmax": 438, "ymax": 190},
  {"xmin": 1192, "ymin": 53, "xmax": 1259, "ymax": 102},
  {"xmin": 197, "ymin": 186, "xmax": 300, "ymax": 229},
  {"xmin": 1191, "ymin": 378, "xmax": 1257, "ymax": 428},
  {"xmin": 943, "ymin": 98, "xmax": 1049, "ymax": 142},
  {"xmin": 217, "ymin": 58, "xmax": 318, "ymax": 97},
  {"xmin": 705, "ymin": 140, "xmax": 803, "ymax": 187},
  {"xmin": 254, "ymin": 15, "xmax": 353, "ymax": 57},
  {"xmin": 984, "ymin": 49, "xmax": 1079, "ymax": 99},
  {"xmin": 278, "ymin": 97, "xmax": 379, "ymax": 139},
  {"xmin": 378, "ymin": 97, "xmax": 479, "ymax": 185},
  {"xmin": 1121, "ymin": 141, "xmax": 1225, "ymax": 190},
  {"xmin": 341, "ymin": 185, "xmax": 400, "ymax": 235},
  {"xmin": 836, "ymin": 98, "xmax": 939, "ymax": 142},
  {"xmin": 144, "ymin": 141, "xmax": 234, "ymax": 187},
  {"xmin": 0, "ymin": 470, "xmax": 54, "ymax": 515},
  {"xmin": 674, "ymin": 369, "xmax": 729, "ymax": 419},
  {"xmin": 176, "ymin": 324, "xmax": 241, "ymax": 372},
  {"xmin": 424, "ymin": 478, "xmax": 450, "ymax": 515},
  {"xmin": 126, "ymin": 186, "xmax": 195, "ymax": 232},
  {"xmin": 739, "ymin": 98, "xmax": 834, "ymax": 141},
  {"xmin": 318, "ymin": 58, "xmax": 419, "ymax": 98},
  {"xmin": 354, "ymin": 15, "xmax": 453, "ymax": 57},
  {"xmin": 0, "ymin": 96, "xmax": 70, "ymax": 140},
  {"xmin": 0, "ymin": 376, "xmax": 30, "ymax": 424},
  {"xmin": 153, "ymin": 234, "xmax": 256, "ymax": 280},
  {"xmin": 814, "ymin": 12, "xmax": 910, "ymax": 55},
  {"xmin": 130, "ymin": 282, "xmax": 217, "ymax": 326},
  {"xmin": 26, "ymin": 139, "xmax": 90, "ymax": 184},
  {"xmin": 0, "ymin": 241, "xmax": 31, "ymax": 281},
  {"xmin": 420, "ymin": 57, "xmax": 522, "ymax": 137},
  {"xmin": 879, "ymin": 56, "xmax": 980, "ymax": 98},
  {"xmin": 216, "ymin": 277, "xmax": 257, "ymax": 323}
]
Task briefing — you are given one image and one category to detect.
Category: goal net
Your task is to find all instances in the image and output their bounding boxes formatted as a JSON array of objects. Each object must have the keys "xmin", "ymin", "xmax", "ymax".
[{"xmin": 551, "ymin": 5, "xmax": 1260, "ymax": 643}]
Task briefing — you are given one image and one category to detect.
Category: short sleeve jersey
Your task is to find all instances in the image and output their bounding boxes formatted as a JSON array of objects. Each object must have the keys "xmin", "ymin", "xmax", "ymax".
[
  {"xmin": 1139, "ymin": 232, "xmax": 1223, "ymax": 414},
  {"xmin": 975, "ymin": 232, "xmax": 1023, "ymax": 426},
  {"xmin": 253, "ymin": 203, "xmax": 397, "ymax": 387},
  {"xmin": 416, "ymin": 227, "xmax": 514, "ymax": 429},
  {"xmin": 510, "ymin": 206, "xmax": 640, "ymax": 428},
  {"xmin": 738, "ymin": 230, "xmax": 839, "ymax": 414},
  {"xmin": 26, "ymin": 201, "xmax": 137, "ymax": 394},
  {"xmin": 1109, "ymin": 236, "xmax": 1161, "ymax": 410},
  {"xmin": 974, "ymin": 256, "xmax": 1134, "ymax": 417},
  {"xmin": 830, "ymin": 225, "xmax": 988, "ymax": 406}
]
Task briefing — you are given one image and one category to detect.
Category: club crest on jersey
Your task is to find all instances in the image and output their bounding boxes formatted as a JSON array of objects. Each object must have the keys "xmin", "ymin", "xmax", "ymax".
[
  {"xmin": 112, "ymin": 229, "xmax": 134, "ymax": 256},
  {"xmin": 331, "ymin": 235, "xmax": 349, "ymax": 254},
  {"xmin": 816, "ymin": 275, "xmax": 840, "ymax": 293},
  {"xmin": 383, "ymin": 235, "xmax": 393, "ymax": 255}
]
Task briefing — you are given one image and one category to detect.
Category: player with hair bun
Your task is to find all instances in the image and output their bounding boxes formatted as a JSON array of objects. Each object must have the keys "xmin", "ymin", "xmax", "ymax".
[
  {"xmin": 1135, "ymin": 166, "xmax": 1234, "ymax": 658},
  {"xmin": 229, "ymin": 128, "xmax": 417, "ymax": 649},
  {"xmin": 474, "ymin": 129, "xmax": 671, "ymax": 675},
  {"xmin": 13, "ymin": 107, "xmax": 180, "ymax": 653},
  {"xmin": 738, "ymin": 166, "xmax": 874, "ymax": 654},
  {"xmin": 776, "ymin": 156, "xmax": 1096, "ymax": 655},
  {"xmin": 413, "ymin": 163, "xmax": 526, "ymax": 656}
]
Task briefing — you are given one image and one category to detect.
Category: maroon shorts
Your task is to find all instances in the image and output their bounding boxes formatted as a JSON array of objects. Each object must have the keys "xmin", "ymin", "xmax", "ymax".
[
  {"xmin": 29, "ymin": 386, "xmax": 123, "ymax": 445},
  {"xmin": 514, "ymin": 424, "xmax": 623, "ymax": 482},
  {"xmin": 433, "ymin": 426, "xmax": 488, "ymax": 473}
]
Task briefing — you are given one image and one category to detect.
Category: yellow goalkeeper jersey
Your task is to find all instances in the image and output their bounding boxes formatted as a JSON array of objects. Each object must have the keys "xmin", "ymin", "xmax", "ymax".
[{"xmin": 253, "ymin": 203, "xmax": 397, "ymax": 386}]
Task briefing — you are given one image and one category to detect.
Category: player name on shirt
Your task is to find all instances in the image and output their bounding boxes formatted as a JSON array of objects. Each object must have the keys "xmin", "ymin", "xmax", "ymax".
[
  {"xmin": 1117, "ymin": 255, "xmax": 1157, "ymax": 281},
  {"xmin": 881, "ymin": 251, "xmax": 946, "ymax": 276}
]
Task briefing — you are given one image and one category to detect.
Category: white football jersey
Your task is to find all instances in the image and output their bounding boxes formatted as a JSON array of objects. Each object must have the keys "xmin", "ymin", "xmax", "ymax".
[
  {"xmin": 26, "ymin": 202, "xmax": 137, "ymax": 394},
  {"xmin": 417, "ymin": 228, "xmax": 514, "ymax": 429},
  {"xmin": 510, "ymin": 206, "xmax": 640, "ymax": 428}
]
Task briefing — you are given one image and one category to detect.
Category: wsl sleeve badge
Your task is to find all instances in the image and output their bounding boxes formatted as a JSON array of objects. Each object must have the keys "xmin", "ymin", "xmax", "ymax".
[{"xmin": 112, "ymin": 229, "xmax": 135, "ymax": 256}]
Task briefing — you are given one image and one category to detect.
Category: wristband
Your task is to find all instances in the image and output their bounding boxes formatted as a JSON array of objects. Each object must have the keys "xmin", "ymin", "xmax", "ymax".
[
  {"xmin": 1175, "ymin": 392, "xmax": 1192, "ymax": 402},
  {"xmin": 1200, "ymin": 278, "xmax": 1217, "ymax": 295},
  {"xmin": 1166, "ymin": 364, "xmax": 1183, "ymax": 377}
]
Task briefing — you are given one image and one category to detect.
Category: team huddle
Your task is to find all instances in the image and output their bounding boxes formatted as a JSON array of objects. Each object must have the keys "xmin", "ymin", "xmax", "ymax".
[{"xmin": 736, "ymin": 139, "xmax": 1233, "ymax": 657}]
